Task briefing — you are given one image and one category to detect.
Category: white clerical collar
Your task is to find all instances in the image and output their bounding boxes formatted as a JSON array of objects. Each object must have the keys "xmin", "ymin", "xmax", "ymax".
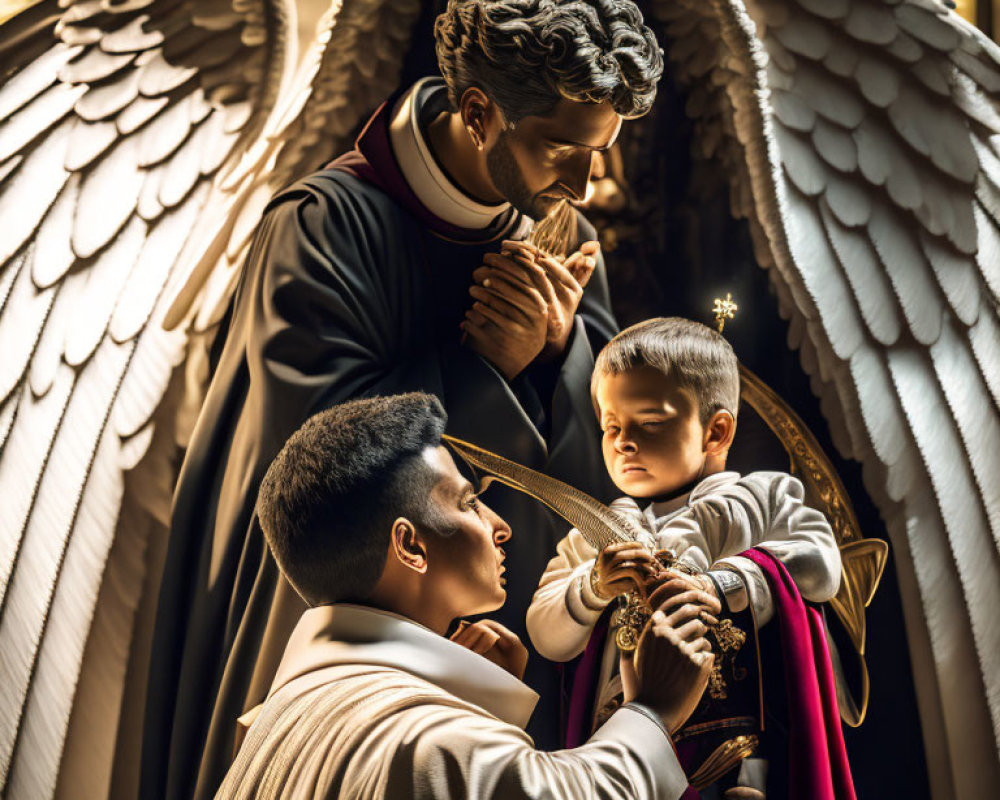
[
  {"xmin": 269, "ymin": 603, "xmax": 539, "ymax": 729},
  {"xmin": 389, "ymin": 77, "xmax": 513, "ymax": 230}
]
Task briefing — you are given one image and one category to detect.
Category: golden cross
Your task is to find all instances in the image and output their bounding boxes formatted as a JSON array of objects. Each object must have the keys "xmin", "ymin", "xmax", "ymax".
[{"xmin": 713, "ymin": 293, "xmax": 738, "ymax": 334}]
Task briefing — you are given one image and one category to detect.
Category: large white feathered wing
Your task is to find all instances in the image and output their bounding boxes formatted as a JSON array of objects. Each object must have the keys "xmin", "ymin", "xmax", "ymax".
[
  {"xmin": 652, "ymin": 0, "xmax": 1000, "ymax": 795},
  {"xmin": 0, "ymin": 1, "xmax": 294, "ymax": 797},
  {"xmin": 164, "ymin": 0, "xmax": 424, "ymax": 337}
]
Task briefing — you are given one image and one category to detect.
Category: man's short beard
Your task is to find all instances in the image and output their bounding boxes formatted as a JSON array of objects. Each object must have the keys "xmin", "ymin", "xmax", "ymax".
[{"xmin": 486, "ymin": 130, "xmax": 547, "ymax": 220}]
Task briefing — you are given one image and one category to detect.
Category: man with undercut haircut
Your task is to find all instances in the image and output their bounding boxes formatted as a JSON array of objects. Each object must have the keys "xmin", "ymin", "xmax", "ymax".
[
  {"xmin": 144, "ymin": 2, "xmax": 665, "ymax": 797},
  {"xmin": 217, "ymin": 393, "xmax": 715, "ymax": 800}
]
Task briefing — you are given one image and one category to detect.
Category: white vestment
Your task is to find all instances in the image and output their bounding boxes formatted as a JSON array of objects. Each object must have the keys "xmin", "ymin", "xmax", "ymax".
[
  {"xmin": 216, "ymin": 603, "xmax": 691, "ymax": 799},
  {"xmin": 525, "ymin": 471, "xmax": 842, "ymax": 717}
]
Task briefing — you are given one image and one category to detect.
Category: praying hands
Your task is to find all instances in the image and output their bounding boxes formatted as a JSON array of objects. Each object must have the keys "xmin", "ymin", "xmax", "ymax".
[{"xmin": 461, "ymin": 239, "xmax": 599, "ymax": 379}]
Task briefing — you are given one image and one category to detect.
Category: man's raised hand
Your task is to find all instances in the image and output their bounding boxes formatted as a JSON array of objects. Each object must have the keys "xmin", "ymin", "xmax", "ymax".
[
  {"xmin": 462, "ymin": 238, "xmax": 598, "ymax": 376},
  {"xmin": 633, "ymin": 600, "xmax": 715, "ymax": 734},
  {"xmin": 450, "ymin": 619, "xmax": 529, "ymax": 680}
]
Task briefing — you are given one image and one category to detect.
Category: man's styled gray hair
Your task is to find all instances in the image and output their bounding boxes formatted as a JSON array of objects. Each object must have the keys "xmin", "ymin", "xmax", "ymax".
[
  {"xmin": 434, "ymin": 0, "xmax": 663, "ymax": 123},
  {"xmin": 592, "ymin": 317, "xmax": 741, "ymax": 424}
]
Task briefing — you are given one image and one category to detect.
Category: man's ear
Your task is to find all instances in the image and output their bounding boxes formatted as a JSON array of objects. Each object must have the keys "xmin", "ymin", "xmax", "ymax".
[
  {"xmin": 390, "ymin": 517, "xmax": 428, "ymax": 574},
  {"xmin": 459, "ymin": 86, "xmax": 502, "ymax": 151},
  {"xmin": 704, "ymin": 409, "xmax": 736, "ymax": 457}
]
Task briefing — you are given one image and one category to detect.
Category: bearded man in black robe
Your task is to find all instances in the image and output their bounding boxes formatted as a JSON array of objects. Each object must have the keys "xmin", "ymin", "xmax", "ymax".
[{"xmin": 142, "ymin": 2, "xmax": 664, "ymax": 798}]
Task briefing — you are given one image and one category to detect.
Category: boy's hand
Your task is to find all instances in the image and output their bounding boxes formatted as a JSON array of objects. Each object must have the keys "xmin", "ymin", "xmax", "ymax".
[
  {"xmin": 592, "ymin": 542, "xmax": 658, "ymax": 600},
  {"xmin": 646, "ymin": 567, "xmax": 722, "ymax": 617},
  {"xmin": 646, "ymin": 570, "xmax": 722, "ymax": 620},
  {"xmin": 450, "ymin": 620, "xmax": 528, "ymax": 680}
]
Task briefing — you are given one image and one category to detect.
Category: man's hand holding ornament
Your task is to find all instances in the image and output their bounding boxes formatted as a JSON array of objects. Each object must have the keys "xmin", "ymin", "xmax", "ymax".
[{"xmin": 602, "ymin": 547, "xmax": 722, "ymax": 704}]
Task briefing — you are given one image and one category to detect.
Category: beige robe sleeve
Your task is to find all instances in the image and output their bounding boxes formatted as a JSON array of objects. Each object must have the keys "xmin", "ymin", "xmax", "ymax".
[
  {"xmin": 525, "ymin": 528, "xmax": 611, "ymax": 662},
  {"xmin": 219, "ymin": 663, "xmax": 690, "ymax": 800},
  {"xmin": 394, "ymin": 704, "xmax": 689, "ymax": 800}
]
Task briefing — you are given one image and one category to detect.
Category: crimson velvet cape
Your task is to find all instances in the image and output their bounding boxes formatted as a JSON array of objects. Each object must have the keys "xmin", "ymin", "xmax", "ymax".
[{"xmin": 566, "ymin": 548, "xmax": 855, "ymax": 799}]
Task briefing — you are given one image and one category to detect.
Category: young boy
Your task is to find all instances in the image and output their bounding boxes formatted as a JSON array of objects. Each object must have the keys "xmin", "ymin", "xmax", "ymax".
[{"xmin": 526, "ymin": 317, "xmax": 844, "ymax": 794}]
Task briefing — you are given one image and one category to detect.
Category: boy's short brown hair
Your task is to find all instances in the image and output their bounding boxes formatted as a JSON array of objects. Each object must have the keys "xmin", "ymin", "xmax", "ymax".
[{"xmin": 592, "ymin": 317, "xmax": 740, "ymax": 424}]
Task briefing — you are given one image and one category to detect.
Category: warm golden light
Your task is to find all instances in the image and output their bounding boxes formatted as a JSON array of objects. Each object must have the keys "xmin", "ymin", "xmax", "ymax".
[
  {"xmin": 0, "ymin": 0, "xmax": 43, "ymax": 26},
  {"xmin": 713, "ymin": 293, "xmax": 738, "ymax": 334},
  {"xmin": 953, "ymin": 0, "xmax": 977, "ymax": 25}
]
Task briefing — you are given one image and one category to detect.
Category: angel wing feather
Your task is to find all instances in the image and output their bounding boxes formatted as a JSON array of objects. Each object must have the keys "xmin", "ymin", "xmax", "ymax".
[
  {"xmin": 650, "ymin": 0, "xmax": 1000, "ymax": 793},
  {"xmin": 0, "ymin": 2, "xmax": 294, "ymax": 797},
  {"xmin": 443, "ymin": 434, "xmax": 653, "ymax": 550},
  {"xmin": 163, "ymin": 0, "xmax": 424, "ymax": 336}
]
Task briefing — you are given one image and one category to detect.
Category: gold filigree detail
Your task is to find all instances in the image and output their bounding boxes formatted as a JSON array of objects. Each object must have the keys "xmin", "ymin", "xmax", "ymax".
[
  {"xmin": 687, "ymin": 735, "xmax": 760, "ymax": 790},
  {"xmin": 714, "ymin": 618, "xmax": 747, "ymax": 652},
  {"xmin": 707, "ymin": 619, "xmax": 747, "ymax": 700},
  {"xmin": 707, "ymin": 667, "xmax": 728, "ymax": 700},
  {"xmin": 612, "ymin": 592, "xmax": 651, "ymax": 654},
  {"xmin": 610, "ymin": 549, "xmax": 701, "ymax": 653},
  {"xmin": 713, "ymin": 293, "xmax": 738, "ymax": 334}
]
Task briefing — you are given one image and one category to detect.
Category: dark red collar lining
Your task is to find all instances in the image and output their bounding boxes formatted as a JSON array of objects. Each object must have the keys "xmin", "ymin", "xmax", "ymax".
[{"xmin": 326, "ymin": 90, "xmax": 520, "ymax": 244}]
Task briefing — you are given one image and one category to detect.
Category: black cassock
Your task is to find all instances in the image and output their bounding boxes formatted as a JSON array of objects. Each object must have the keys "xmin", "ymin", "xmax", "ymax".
[{"xmin": 142, "ymin": 85, "xmax": 617, "ymax": 800}]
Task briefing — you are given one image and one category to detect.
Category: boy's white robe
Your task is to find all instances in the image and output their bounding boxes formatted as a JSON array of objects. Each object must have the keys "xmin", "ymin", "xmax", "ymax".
[
  {"xmin": 525, "ymin": 471, "xmax": 842, "ymax": 717},
  {"xmin": 216, "ymin": 604, "xmax": 691, "ymax": 800}
]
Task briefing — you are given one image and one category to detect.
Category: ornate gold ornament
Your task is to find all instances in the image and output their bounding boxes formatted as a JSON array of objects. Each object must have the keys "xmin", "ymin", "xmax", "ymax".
[
  {"xmin": 712, "ymin": 293, "xmax": 739, "ymax": 334},
  {"xmin": 687, "ymin": 735, "xmax": 760, "ymax": 790},
  {"xmin": 707, "ymin": 619, "xmax": 748, "ymax": 700},
  {"xmin": 612, "ymin": 596, "xmax": 648, "ymax": 652},
  {"xmin": 612, "ymin": 550, "xmax": 700, "ymax": 654}
]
